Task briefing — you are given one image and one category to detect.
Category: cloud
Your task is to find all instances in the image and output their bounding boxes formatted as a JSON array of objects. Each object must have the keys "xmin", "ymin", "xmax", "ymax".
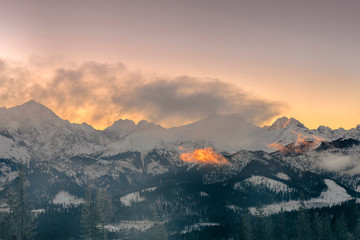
[
  {"xmin": 314, "ymin": 152, "xmax": 360, "ymax": 175},
  {"xmin": 0, "ymin": 57, "xmax": 283, "ymax": 129}
]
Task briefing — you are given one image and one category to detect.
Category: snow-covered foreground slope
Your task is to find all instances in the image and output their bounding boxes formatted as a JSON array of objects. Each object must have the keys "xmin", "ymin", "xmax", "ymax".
[{"xmin": 249, "ymin": 179, "xmax": 352, "ymax": 215}]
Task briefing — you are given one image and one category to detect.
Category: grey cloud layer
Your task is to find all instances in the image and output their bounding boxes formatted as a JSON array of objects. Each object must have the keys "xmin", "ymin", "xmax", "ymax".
[
  {"xmin": 314, "ymin": 152, "xmax": 360, "ymax": 175},
  {"xmin": 0, "ymin": 59, "xmax": 283, "ymax": 127}
]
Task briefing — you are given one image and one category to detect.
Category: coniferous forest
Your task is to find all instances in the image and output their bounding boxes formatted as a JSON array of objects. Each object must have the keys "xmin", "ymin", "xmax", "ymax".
[{"xmin": 1, "ymin": 167, "xmax": 360, "ymax": 240}]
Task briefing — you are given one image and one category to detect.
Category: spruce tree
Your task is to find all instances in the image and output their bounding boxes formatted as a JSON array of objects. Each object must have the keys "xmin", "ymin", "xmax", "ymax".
[
  {"xmin": 95, "ymin": 188, "xmax": 113, "ymax": 240},
  {"xmin": 149, "ymin": 210, "xmax": 168, "ymax": 240},
  {"xmin": 334, "ymin": 212, "xmax": 348, "ymax": 240},
  {"xmin": 312, "ymin": 212, "xmax": 323, "ymax": 240},
  {"xmin": 81, "ymin": 184, "xmax": 100, "ymax": 240},
  {"xmin": 351, "ymin": 204, "xmax": 360, "ymax": 240},
  {"xmin": 15, "ymin": 165, "xmax": 35, "ymax": 240},
  {"xmin": 0, "ymin": 212, "xmax": 4, "ymax": 239},
  {"xmin": 263, "ymin": 217, "xmax": 274, "ymax": 240},
  {"xmin": 320, "ymin": 213, "xmax": 333, "ymax": 240},
  {"xmin": 81, "ymin": 185, "xmax": 113, "ymax": 240},
  {"xmin": 238, "ymin": 209, "xmax": 253, "ymax": 240},
  {"xmin": 4, "ymin": 180, "xmax": 17, "ymax": 239},
  {"xmin": 254, "ymin": 203, "xmax": 273, "ymax": 240},
  {"xmin": 295, "ymin": 192, "xmax": 311, "ymax": 240},
  {"xmin": 5, "ymin": 165, "xmax": 35, "ymax": 240},
  {"xmin": 274, "ymin": 208, "xmax": 286, "ymax": 240}
]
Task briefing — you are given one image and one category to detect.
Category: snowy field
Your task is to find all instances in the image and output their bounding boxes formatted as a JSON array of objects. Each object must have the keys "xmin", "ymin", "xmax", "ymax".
[
  {"xmin": 105, "ymin": 220, "xmax": 155, "ymax": 232},
  {"xmin": 249, "ymin": 179, "xmax": 353, "ymax": 215},
  {"xmin": 180, "ymin": 223, "xmax": 220, "ymax": 234},
  {"xmin": 52, "ymin": 191, "xmax": 84, "ymax": 206}
]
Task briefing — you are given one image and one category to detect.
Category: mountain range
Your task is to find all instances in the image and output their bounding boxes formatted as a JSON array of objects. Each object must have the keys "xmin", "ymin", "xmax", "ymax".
[
  {"xmin": 1, "ymin": 100, "xmax": 360, "ymax": 235},
  {"xmin": 1, "ymin": 100, "xmax": 359, "ymax": 160}
]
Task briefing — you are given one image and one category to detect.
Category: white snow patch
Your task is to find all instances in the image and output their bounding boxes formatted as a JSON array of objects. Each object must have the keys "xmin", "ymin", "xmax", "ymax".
[
  {"xmin": 319, "ymin": 179, "xmax": 351, "ymax": 202},
  {"xmin": 200, "ymin": 192, "xmax": 209, "ymax": 197},
  {"xmin": 120, "ymin": 191, "xmax": 145, "ymax": 206},
  {"xmin": 237, "ymin": 176, "xmax": 294, "ymax": 193},
  {"xmin": 227, "ymin": 205, "xmax": 242, "ymax": 212},
  {"xmin": 141, "ymin": 187, "xmax": 157, "ymax": 192},
  {"xmin": 0, "ymin": 203, "xmax": 9, "ymax": 213},
  {"xmin": 276, "ymin": 172, "xmax": 290, "ymax": 181},
  {"xmin": 146, "ymin": 161, "xmax": 169, "ymax": 175},
  {"xmin": 31, "ymin": 209, "xmax": 45, "ymax": 216},
  {"xmin": 249, "ymin": 179, "xmax": 352, "ymax": 215},
  {"xmin": 105, "ymin": 220, "xmax": 155, "ymax": 232},
  {"xmin": 52, "ymin": 191, "xmax": 84, "ymax": 206},
  {"xmin": 181, "ymin": 223, "xmax": 220, "ymax": 234}
]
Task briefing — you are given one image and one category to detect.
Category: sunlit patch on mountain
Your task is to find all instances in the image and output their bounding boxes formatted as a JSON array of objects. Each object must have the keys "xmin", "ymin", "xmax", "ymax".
[
  {"xmin": 268, "ymin": 131, "xmax": 326, "ymax": 155},
  {"xmin": 179, "ymin": 147, "xmax": 229, "ymax": 165}
]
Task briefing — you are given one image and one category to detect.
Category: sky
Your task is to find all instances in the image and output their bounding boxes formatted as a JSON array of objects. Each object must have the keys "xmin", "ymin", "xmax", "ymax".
[{"xmin": 0, "ymin": 0, "xmax": 359, "ymax": 129}]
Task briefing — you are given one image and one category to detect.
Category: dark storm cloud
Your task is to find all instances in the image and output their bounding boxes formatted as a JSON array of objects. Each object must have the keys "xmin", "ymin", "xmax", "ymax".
[{"xmin": 0, "ymin": 59, "xmax": 283, "ymax": 128}]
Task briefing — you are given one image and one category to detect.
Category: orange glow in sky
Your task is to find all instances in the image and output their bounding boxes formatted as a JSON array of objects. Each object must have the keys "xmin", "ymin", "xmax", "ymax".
[{"xmin": 0, "ymin": 1, "xmax": 360, "ymax": 130}]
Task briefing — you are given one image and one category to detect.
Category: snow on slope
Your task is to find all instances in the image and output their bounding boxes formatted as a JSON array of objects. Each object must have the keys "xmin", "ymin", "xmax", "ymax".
[
  {"xmin": 0, "ymin": 164, "xmax": 17, "ymax": 188},
  {"xmin": 104, "ymin": 115, "xmax": 360, "ymax": 157},
  {"xmin": 104, "ymin": 114, "xmax": 278, "ymax": 155},
  {"xmin": 103, "ymin": 119, "xmax": 163, "ymax": 140},
  {"xmin": 119, "ymin": 187, "xmax": 158, "ymax": 207},
  {"xmin": 1, "ymin": 101, "xmax": 360, "ymax": 165},
  {"xmin": 264, "ymin": 117, "xmax": 305, "ymax": 130},
  {"xmin": 200, "ymin": 191, "xmax": 209, "ymax": 197},
  {"xmin": 276, "ymin": 172, "xmax": 290, "ymax": 181},
  {"xmin": 141, "ymin": 187, "xmax": 157, "ymax": 192},
  {"xmin": 249, "ymin": 179, "xmax": 352, "ymax": 215},
  {"xmin": 180, "ymin": 223, "xmax": 220, "ymax": 234},
  {"xmin": 120, "ymin": 191, "xmax": 145, "ymax": 206},
  {"xmin": 0, "ymin": 135, "xmax": 31, "ymax": 163},
  {"xmin": 52, "ymin": 191, "xmax": 84, "ymax": 206},
  {"xmin": 235, "ymin": 176, "xmax": 294, "ymax": 193},
  {"xmin": 105, "ymin": 220, "xmax": 154, "ymax": 232},
  {"xmin": 264, "ymin": 117, "xmax": 360, "ymax": 151}
]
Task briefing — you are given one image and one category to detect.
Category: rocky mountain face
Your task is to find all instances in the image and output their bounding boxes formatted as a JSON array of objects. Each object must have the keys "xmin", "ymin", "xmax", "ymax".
[{"xmin": 1, "ymin": 100, "xmax": 360, "ymax": 219}]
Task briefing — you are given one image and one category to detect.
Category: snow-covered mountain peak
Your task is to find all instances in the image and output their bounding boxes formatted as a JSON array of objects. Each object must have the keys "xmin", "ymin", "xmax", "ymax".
[
  {"xmin": 0, "ymin": 100, "xmax": 63, "ymax": 128},
  {"xmin": 136, "ymin": 120, "xmax": 163, "ymax": 131},
  {"xmin": 181, "ymin": 114, "xmax": 254, "ymax": 130},
  {"xmin": 317, "ymin": 125, "xmax": 333, "ymax": 134},
  {"xmin": 79, "ymin": 122, "xmax": 96, "ymax": 130},
  {"xmin": 265, "ymin": 117, "xmax": 306, "ymax": 130},
  {"xmin": 111, "ymin": 119, "xmax": 136, "ymax": 130},
  {"xmin": 357, "ymin": 125, "xmax": 360, "ymax": 131},
  {"xmin": 23, "ymin": 99, "xmax": 39, "ymax": 106},
  {"xmin": 103, "ymin": 119, "xmax": 163, "ymax": 141},
  {"xmin": 167, "ymin": 114, "xmax": 267, "ymax": 153},
  {"xmin": 107, "ymin": 119, "xmax": 162, "ymax": 132}
]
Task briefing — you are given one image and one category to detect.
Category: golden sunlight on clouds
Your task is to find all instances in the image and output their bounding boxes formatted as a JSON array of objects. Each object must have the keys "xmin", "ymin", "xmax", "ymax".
[
  {"xmin": 0, "ymin": 56, "xmax": 359, "ymax": 130},
  {"xmin": 0, "ymin": 58, "xmax": 282, "ymax": 129}
]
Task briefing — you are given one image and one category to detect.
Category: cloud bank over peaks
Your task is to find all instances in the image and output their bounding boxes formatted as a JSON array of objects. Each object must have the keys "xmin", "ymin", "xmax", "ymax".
[{"xmin": 0, "ymin": 57, "xmax": 283, "ymax": 129}]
